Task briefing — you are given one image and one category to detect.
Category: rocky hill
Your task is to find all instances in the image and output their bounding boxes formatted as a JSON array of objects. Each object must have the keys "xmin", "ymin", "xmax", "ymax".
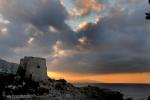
[
  {"xmin": 0, "ymin": 75, "xmax": 124, "ymax": 100},
  {"xmin": 0, "ymin": 59, "xmax": 18, "ymax": 74}
]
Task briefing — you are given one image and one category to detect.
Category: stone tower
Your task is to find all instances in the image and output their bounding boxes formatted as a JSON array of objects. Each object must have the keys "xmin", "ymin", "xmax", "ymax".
[{"xmin": 18, "ymin": 57, "xmax": 48, "ymax": 82}]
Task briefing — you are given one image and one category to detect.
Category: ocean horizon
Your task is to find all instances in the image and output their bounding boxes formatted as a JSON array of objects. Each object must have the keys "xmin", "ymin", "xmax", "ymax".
[{"xmin": 75, "ymin": 83, "xmax": 150, "ymax": 100}]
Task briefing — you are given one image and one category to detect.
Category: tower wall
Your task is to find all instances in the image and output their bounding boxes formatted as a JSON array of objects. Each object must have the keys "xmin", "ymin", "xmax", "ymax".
[{"xmin": 19, "ymin": 57, "xmax": 48, "ymax": 82}]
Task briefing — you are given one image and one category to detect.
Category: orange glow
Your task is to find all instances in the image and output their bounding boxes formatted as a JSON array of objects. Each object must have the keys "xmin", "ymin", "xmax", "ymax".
[
  {"xmin": 48, "ymin": 72, "xmax": 150, "ymax": 84},
  {"xmin": 73, "ymin": 0, "xmax": 104, "ymax": 16},
  {"xmin": 78, "ymin": 22, "xmax": 89, "ymax": 31}
]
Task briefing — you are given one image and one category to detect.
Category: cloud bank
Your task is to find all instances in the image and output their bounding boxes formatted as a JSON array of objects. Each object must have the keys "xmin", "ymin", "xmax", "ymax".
[{"xmin": 0, "ymin": 0, "xmax": 150, "ymax": 75}]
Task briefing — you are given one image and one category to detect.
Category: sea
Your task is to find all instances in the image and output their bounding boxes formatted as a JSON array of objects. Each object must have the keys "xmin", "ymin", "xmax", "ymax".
[{"xmin": 75, "ymin": 83, "xmax": 150, "ymax": 100}]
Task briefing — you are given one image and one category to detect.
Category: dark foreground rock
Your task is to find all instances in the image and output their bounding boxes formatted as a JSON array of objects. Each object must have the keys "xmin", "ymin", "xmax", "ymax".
[
  {"xmin": 0, "ymin": 74, "xmax": 124, "ymax": 100},
  {"xmin": 79, "ymin": 85, "xmax": 123, "ymax": 100}
]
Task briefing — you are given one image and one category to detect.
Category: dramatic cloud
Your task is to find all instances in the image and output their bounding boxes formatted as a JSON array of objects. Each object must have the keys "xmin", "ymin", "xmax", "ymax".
[
  {"xmin": 62, "ymin": 0, "xmax": 106, "ymax": 31},
  {"xmin": 70, "ymin": 0, "xmax": 104, "ymax": 16},
  {"xmin": 0, "ymin": 0, "xmax": 78, "ymax": 61},
  {"xmin": 48, "ymin": 0, "xmax": 150, "ymax": 74},
  {"xmin": 0, "ymin": 0, "xmax": 150, "ymax": 75}
]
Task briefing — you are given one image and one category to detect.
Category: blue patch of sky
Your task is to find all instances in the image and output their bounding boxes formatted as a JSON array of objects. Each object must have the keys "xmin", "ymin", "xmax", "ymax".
[{"xmin": 62, "ymin": 0, "xmax": 111, "ymax": 31}]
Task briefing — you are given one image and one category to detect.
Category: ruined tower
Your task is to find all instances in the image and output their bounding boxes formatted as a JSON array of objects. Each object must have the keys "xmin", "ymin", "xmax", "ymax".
[{"xmin": 18, "ymin": 57, "xmax": 48, "ymax": 82}]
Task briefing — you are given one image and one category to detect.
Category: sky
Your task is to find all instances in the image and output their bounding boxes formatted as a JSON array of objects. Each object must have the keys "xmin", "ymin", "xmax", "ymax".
[{"xmin": 0, "ymin": 0, "xmax": 150, "ymax": 83}]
